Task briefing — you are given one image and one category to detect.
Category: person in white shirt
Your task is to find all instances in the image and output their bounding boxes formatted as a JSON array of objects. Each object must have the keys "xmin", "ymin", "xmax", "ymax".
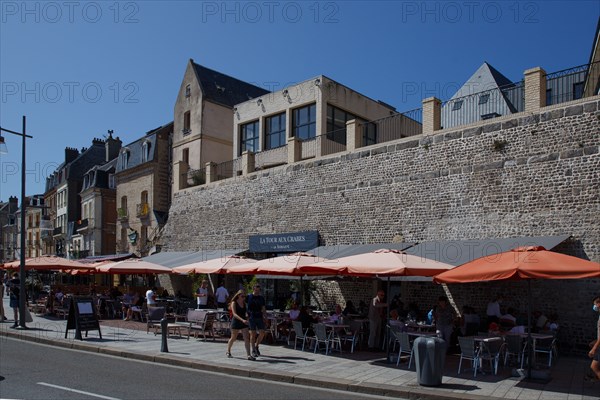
[
  {"xmin": 486, "ymin": 294, "xmax": 503, "ymax": 325},
  {"xmin": 146, "ymin": 287, "xmax": 157, "ymax": 307},
  {"xmin": 195, "ymin": 280, "xmax": 209, "ymax": 309},
  {"xmin": 215, "ymin": 282, "xmax": 229, "ymax": 309}
]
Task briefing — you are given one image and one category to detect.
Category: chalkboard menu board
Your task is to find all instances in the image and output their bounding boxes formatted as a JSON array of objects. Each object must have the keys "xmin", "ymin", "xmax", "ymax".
[{"xmin": 65, "ymin": 296, "xmax": 102, "ymax": 340}]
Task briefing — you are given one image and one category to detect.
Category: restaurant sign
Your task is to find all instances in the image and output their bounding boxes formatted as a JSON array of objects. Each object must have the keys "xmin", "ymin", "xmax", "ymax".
[{"xmin": 249, "ymin": 230, "xmax": 319, "ymax": 253}]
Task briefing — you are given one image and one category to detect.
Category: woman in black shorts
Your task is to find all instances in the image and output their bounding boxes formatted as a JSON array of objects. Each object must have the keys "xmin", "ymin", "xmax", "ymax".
[{"xmin": 226, "ymin": 290, "xmax": 254, "ymax": 360}]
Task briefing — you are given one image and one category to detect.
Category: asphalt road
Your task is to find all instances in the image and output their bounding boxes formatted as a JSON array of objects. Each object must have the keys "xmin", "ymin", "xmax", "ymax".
[{"xmin": 0, "ymin": 337, "xmax": 398, "ymax": 400}]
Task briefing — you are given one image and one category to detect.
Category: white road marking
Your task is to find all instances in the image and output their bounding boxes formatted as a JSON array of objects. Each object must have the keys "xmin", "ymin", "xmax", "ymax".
[{"xmin": 36, "ymin": 382, "xmax": 122, "ymax": 400}]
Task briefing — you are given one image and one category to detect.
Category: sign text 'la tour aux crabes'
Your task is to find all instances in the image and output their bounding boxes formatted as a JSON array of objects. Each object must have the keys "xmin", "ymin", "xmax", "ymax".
[{"xmin": 249, "ymin": 231, "xmax": 319, "ymax": 253}]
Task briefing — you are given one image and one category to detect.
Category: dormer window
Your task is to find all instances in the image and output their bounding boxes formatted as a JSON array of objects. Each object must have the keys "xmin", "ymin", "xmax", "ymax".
[
  {"xmin": 120, "ymin": 149, "xmax": 130, "ymax": 168},
  {"xmin": 141, "ymin": 140, "xmax": 151, "ymax": 163},
  {"xmin": 109, "ymin": 174, "xmax": 116, "ymax": 189}
]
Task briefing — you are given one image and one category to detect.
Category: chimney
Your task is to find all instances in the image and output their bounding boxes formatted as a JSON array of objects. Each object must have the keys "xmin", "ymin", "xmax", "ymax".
[
  {"xmin": 65, "ymin": 147, "xmax": 79, "ymax": 163},
  {"xmin": 8, "ymin": 196, "xmax": 18, "ymax": 212},
  {"xmin": 105, "ymin": 130, "xmax": 122, "ymax": 162}
]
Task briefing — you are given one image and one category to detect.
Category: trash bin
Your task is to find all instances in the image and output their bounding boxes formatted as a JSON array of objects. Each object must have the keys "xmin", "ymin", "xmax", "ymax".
[{"xmin": 413, "ymin": 336, "xmax": 446, "ymax": 386}]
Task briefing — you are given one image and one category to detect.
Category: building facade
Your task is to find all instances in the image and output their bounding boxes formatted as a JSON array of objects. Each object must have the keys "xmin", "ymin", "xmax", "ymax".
[
  {"xmin": 172, "ymin": 59, "xmax": 269, "ymax": 192},
  {"xmin": 115, "ymin": 123, "xmax": 173, "ymax": 256},
  {"xmin": 0, "ymin": 197, "xmax": 18, "ymax": 262}
]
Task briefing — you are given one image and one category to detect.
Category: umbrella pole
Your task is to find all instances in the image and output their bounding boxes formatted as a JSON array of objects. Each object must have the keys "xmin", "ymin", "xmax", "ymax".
[
  {"xmin": 300, "ymin": 276, "xmax": 304, "ymax": 307},
  {"xmin": 386, "ymin": 276, "xmax": 391, "ymax": 363},
  {"xmin": 527, "ymin": 279, "xmax": 533, "ymax": 380}
]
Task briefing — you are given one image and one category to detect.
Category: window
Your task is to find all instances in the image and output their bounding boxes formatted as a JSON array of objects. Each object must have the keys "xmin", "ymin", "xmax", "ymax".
[
  {"xmin": 478, "ymin": 94, "xmax": 490, "ymax": 105},
  {"xmin": 326, "ymin": 105, "xmax": 357, "ymax": 145},
  {"xmin": 36, "ymin": 214, "xmax": 40, "ymax": 227},
  {"xmin": 141, "ymin": 190, "xmax": 148, "ymax": 204},
  {"xmin": 28, "ymin": 215, "xmax": 33, "ymax": 228},
  {"xmin": 185, "ymin": 84, "xmax": 191, "ymax": 98},
  {"xmin": 240, "ymin": 120, "xmax": 259, "ymax": 155},
  {"xmin": 141, "ymin": 140, "xmax": 151, "ymax": 163},
  {"xmin": 120, "ymin": 150, "xmax": 130, "ymax": 168},
  {"xmin": 292, "ymin": 103, "xmax": 316, "ymax": 140},
  {"xmin": 108, "ymin": 174, "xmax": 116, "ymax": 189},
  {"xmin": 182, "ymin": 148, "xmax": 189, "ymax": 164},
  {"xmin": 183, "ymin": 111, "xmax": 191, "ymax": 134},
  {"xmin": 265, "ymin": 113, "xmax": 286, "ymax": 150},
  {"xmin": 363, "ymin": 122, "xmax": 377, "ymax": 146},
  {"xmin": 452, "ymin": 100, "xmax": 463, "ymax": 111},
  {"xmin": 573, "ymin": 82, "xmax": 584, "ymax": 100}
]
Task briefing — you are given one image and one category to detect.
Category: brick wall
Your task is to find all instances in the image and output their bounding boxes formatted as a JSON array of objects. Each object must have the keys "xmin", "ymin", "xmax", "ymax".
[{"xmin": 162, "ymin": 97, "xmax": 600, "ymax": 353}]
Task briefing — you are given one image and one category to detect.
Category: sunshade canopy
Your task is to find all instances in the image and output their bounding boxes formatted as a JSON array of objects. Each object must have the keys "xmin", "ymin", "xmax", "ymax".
[
  {"xmin": 172, "ymin": 255, "xmax": 256, "ymax": 275},
  {"xmin": 96, "ymin": 259, "xmax": 172, "ymax": 274},
  {"xmin": 229, "ymin": 252, "xmax": 328, "ymax": 276},
  {"xmin": 299, "ymin": 249, "xmax": 455, "ymax": 277},
  {"xmin": 3, "ymin": 256, "xmax": 96, "ymax": 271},
  {"xmin": 433, "ymin": 246, "xmax": 600, "ymax": 283}
]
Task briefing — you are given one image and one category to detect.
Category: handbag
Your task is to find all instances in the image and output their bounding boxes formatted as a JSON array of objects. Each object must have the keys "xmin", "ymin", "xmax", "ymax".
[{"xmin": 24, "ymin": 307, "xmax": 33, "ymax": 323}]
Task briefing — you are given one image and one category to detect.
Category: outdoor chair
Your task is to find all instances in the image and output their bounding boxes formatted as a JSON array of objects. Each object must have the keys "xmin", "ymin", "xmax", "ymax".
[
  {"xmin": 458, "ymin": 336, "xmax": 480, "ymax": 377},
  {"xmin": 189, "ymin": 312, "xmax": 216, "ymax": 341},
  {"xmin": 341, "ymin": 320, "xmax": 362, "ymax": 353},
  {"xmin": 534, "ymin": 336, "xmax": 558, "ymax": 367},
  {"xmin": 391, "ymin": 328, "xmax": 414, "ymax": 368},
  {"xmin": 479, "ymin": 338, "xmax": 505, "ymax": 375},
  {"xmin": 132, "ymin": 302, "xmax": 147, "ymax": 322},
  {"xmin": 312, "ymin": 323, "xmax": 331, "ymax": 355},
  {"xmin": 504, "ymin": 334, "xmax": 526, "ymax": 368},
  {"xmin": 292, "ymin": 321, "xmax": 309, "ymax": 351},
  {"xmin": 146, "ymin": 306, "xmax": 166, "ymax": 334}
]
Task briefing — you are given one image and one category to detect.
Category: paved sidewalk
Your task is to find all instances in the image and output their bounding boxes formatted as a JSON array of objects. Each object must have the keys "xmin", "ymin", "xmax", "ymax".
[{"xmin": 1, "ymin": 300, "xmax": 598, "ymax": 400}]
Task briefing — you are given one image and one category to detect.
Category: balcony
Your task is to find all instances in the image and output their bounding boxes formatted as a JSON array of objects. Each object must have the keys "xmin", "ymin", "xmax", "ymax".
[
  {"xmin": 76, "ymin": 219, "xmax": 89, "ymax": 233},
  {"xmin": 136, "ymin": 202, "xmax": 150, "ymax": 218},
  {"xmin": 53, "ymin": 226, "xmax": 63, "ymax": 238},
  {"xmin": 117, "ymin": 207, "xmax": 129, "ymax": 222}
]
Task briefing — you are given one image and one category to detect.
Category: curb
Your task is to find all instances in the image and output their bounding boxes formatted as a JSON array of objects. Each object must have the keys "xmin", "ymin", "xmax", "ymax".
[{"xmin": 1, "ymin": 329, "xmax": 505, "ymax": 400}]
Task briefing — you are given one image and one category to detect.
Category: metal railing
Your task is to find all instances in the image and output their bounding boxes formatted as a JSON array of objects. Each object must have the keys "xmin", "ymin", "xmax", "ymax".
[
  {"xmin": 214, "ymin": 159, "xmax": 234, "ymax": 182},
  {"xmin": 361, "ymin": 108, "xmax": 423, "ymax": 146},
  {"xmin": 544, "ymin": 62, "xmax": 596, "ymax": 106},
  {"xmin": 441, "ymin": 82, "xmax": 524, "ymax": 129},
  {"xmin": 320, "ymin": 131, "xmax": 347, "ymax": 156},
  {"xmin": 186, "ymin": 167, "xmax": 206, "ymax": 188}
]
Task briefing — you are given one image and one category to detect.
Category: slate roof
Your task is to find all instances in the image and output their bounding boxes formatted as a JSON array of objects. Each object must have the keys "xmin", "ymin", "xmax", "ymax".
[
  {"xmin": 115, "ymin": 122, "xmax": 173, "ymax": 173},
  {"xmin": 191, "ymin": 61, "xmax": 269, "ymax": 107}
]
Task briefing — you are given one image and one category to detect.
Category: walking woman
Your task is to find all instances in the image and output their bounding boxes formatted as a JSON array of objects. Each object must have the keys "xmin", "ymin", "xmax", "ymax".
[{"xmin": 226, "ymin": 290, "xmax": 255, "ymax": 360}]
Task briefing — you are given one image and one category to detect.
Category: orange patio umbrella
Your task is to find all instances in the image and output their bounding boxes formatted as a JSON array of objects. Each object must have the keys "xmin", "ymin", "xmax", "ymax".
[
  {"xmin": 299, "ymin": 248, "xmax": 455, "ymax": 277},
  {"xmin": 2, "ymin": 256, "xmax": 96, "ymax": 271},
  {"xmin": 227, "ymin": 252, "xmax": 328, "ymax": 276},
  {"xmin": 95, "ymin": 259, "xmax": 172, "ymax": 274},
  {"xmin": 172, "ymin": 255, "xmax": 256, "ymax": 275},
  {"xmin": 434, "ymin": 245, "xmax": 600, "ymax": 380}
]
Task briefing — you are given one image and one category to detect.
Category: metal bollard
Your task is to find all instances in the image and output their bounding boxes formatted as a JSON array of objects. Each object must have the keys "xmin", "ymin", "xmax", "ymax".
[{"xmin": 160, "ymin": 318, "xmax": 169, "ymax": 353}]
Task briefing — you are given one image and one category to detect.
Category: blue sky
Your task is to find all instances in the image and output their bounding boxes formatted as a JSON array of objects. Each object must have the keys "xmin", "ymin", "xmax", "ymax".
[{"xmin": 0, "ymin": 1, "xmax": 598, "ymax": 201}]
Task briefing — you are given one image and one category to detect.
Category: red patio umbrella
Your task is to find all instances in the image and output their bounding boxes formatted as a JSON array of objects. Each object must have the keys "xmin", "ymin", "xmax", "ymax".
[
  {"xmin": 172, "ymin": 255, "xmax": 256, "ymax": 275},
  {"xmin": 299, "ymin": 249, "xmax": 455, "ymax": 277},
  {"xmin": 2, "ymin": 256, "xmax": 96, "ymax": 271},
  {"xmin": 434, "ymin": 245, "xmax": 600, "ymax": 380}
]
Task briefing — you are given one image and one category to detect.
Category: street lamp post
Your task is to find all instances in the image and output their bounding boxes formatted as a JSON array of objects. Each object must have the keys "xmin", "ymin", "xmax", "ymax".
[{"xmin": 0, "ymin": 116, "xmax": 33, "ymax": 329}]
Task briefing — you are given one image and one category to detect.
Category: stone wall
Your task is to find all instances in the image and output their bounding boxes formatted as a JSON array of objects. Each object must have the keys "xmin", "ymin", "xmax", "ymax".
[{"xmin": 162, "ymin": 97, "xmax": 600, "ymax": 353}]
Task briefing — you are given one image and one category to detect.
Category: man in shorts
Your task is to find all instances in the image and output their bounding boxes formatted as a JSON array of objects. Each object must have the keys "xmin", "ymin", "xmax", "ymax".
[{"xmin": 247, "ymin": 284, "xmax": 266, "ymax": 358}]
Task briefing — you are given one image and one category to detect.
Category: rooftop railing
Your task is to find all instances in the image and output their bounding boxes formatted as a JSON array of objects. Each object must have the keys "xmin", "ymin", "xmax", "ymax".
[
  {"xmin": 361, "ymin": 107, "xmax": 423, "ymax": 146},
  {"xmin": 544, "ymin": 62, "xmax": 596, "ymax": 106},
  {"xmin": 441, "ymin": 82, "xmax": 524, "ymax": 129}
]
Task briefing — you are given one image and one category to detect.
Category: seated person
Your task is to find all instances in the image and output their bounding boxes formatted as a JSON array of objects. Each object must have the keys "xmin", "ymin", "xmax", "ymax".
[
  {"xmin": 125, "ymin": 292, "xmax": 143, "ymax": 321},
  {"xmin": 488, "ymin": 322, "xmax": 501, "ymax": 336},
  {"xmin": 342, "ymin": 300, "xmax": 357, "ymax": 316},
  {"xmin": 547, "ymin": 313, "xmax": 559, "ymax": 332},
  {"xmin": 121, "ymin": 289, "xmax": 135, "ymax": 320},
  {"xmin": 55, "ymin": 288, "xmax": 65, "ymax": 307},
  {"xmin": 460, "ymin": 306, "xmax": 480, "ymax": 336},
  {"xmin": 509, "ymin": 325, "xmax": 526, "ymax": 335},
  {"xmin": 161, "ymin": 288, "xmax": 170, "ymax": 298},
  {"xmin": 325, "ymin": 304, "xmax": 343, "ymax": 323},
  {"xmin": 288, "ymin": 302, "xmax": 300, "ymax": 321},
  {"xmin": 109, "ymin": 286, "xmax": 122, "ymax": 299},
  {"xmin": 534, "ymin": 310, "xmax": 548, "ymax": 333},
  {"xmin": 426, "ymin": 307, "xmax": 435, "ymax": 325},
  {"xmin": 499, "ymin": 308, "xmax": 517, "ymax": 328},
  {"xmin": 298, "ymin": 306, "xmax": 318, "ymax": 336}
]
